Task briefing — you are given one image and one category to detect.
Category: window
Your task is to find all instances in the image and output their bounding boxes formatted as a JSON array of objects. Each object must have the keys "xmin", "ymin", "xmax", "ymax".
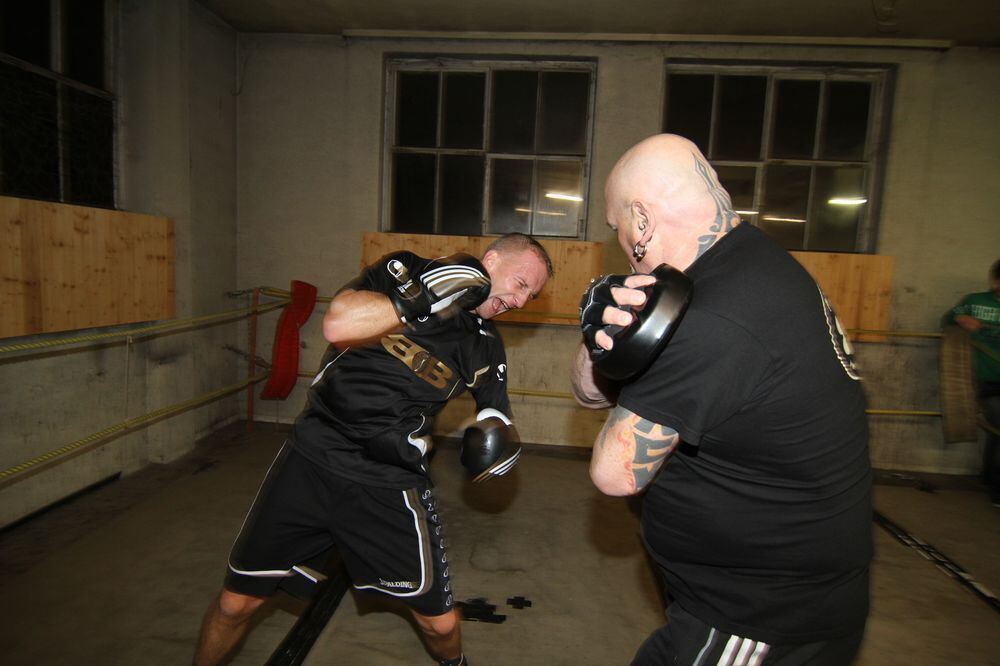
[
  {"xmin": 0, "ymin": 0, "xmax": 115, "ymax": 208},
  {"xmin": 663, "ymin": 61, "xmax": 892, "ymax": 252},
  {"xmin": 384, "ymin": 57, "xmax": 596, "ymax": 238}
]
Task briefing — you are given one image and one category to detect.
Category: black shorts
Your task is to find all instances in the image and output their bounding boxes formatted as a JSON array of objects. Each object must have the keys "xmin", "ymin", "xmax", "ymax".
[
  {"xmin": 631, "ymin": 603, "xmax": 864, "ymax": 666},
  {"xmin": 225, "ymin": 443, "xmax": 454, "ymax": 616}
]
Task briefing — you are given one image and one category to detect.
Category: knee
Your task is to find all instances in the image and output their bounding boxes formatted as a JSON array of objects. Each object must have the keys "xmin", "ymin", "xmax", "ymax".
[
  {"xmin": 413, "ymin": 609, "xmax": 459, "ymax": 640},
  {"xmin": 215, "ymin": 589, "xmax": 266, "ymax": 625}
]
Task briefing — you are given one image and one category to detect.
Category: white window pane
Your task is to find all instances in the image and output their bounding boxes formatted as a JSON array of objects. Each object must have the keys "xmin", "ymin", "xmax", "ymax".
[
  {"xmin": 533, "ymin": 161, "xmax": 582, "ymax": 237},
  {"xmin": 810, "ymin": 167, "xmax": 865, "ymax": 251},
  {"xmin": 761, "ymin": 165, "xmax": 810, "ymax": 250},
  {"xmin": 488, "ymin": 158, "xmax": 532, "ymax": 234}
]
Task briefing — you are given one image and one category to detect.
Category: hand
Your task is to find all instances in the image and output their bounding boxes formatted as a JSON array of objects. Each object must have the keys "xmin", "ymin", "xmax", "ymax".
[
  {"xmin": 387, "ymin": 254, "xmax": 491, "ymax": 323},
  {"xmin": 580, "ymin": 273, "xmax": 657, "ymax": 353},
  {"xmin": 955, "ymin": 314, "xmax": 984, "ymax": 333}
]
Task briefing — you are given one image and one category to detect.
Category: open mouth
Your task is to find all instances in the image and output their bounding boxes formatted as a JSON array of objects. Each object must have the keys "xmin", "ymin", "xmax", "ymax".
[{"xmin": 494, "ymin": 297, "xmax": 510, "ymax": 315}]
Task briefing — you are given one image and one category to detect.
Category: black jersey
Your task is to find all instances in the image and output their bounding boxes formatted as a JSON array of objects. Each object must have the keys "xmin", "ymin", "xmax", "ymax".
[
  {"xmin": 619, "ymin": 223, "xmax": 872, "ymax": 645},
  {"xmin": 291, "ymin": 252, "xmax": 511, "ymax": 490}
]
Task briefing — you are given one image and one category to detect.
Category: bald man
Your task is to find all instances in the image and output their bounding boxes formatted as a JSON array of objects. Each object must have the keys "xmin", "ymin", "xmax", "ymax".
[{"xmin": 571, "ymin": 135, "xmax": 872, "ymax": 665}]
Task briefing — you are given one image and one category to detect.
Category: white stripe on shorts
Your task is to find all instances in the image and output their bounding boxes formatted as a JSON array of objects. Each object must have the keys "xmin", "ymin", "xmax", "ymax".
[
  {"xmin": 715, "ymin": 633, "xmax": 770, "ymax": 666},
  {"xmin": 352, "ymin": 489, "xmax": 431, "ymax": 598},
  {"xmin": 227, "ymin": 442, "xmax": 291, "ymax": 577}
]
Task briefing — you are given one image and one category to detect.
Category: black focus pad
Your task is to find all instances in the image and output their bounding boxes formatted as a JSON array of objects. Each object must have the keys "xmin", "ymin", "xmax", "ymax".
[
  {"xmin": 460, "ymin": 418, "xmax": 521, "ymax": 483},
  {"xmin": 593, "ymin": 264, "xmax": 692, "ymax": 382}
]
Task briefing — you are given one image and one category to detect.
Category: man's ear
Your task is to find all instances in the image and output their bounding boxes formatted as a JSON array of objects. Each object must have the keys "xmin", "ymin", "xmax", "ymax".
[
  {"xmin": 631, "ymin": 201, "xmax": 655, "ymax": 245},
  {"xmin": 481, "ymin": 249, "xmax": 499, "ymax": 272}
]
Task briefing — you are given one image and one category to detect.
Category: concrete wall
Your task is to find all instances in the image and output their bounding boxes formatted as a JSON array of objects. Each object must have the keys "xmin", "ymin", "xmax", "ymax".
[
  {"xmin": 0, "ymin": 0, "xmax": 239, "ymax": 527},
  {"xmin": 236, "ymin": 35, "xmax": 1000, "ymax": 475}
]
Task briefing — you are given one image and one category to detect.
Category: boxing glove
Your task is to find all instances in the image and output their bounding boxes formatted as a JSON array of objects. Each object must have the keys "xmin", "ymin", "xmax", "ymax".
[
  {"xmin": 387, "ymin": 253, "xmax": 491, "ymax": 323},
  {"xmin": 460, "ymin": 409, "xmax": 520, "ymax": 483}
]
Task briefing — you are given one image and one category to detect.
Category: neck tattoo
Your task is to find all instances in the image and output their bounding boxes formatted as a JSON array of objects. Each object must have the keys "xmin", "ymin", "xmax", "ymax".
[{"xmin": 692, "ymin": 153, "xmax": 740, "ymax": 259}]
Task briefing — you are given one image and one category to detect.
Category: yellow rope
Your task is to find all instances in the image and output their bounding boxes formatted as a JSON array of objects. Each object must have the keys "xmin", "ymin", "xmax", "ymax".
[
  {"xmin": 0, "ymin": 300, "xmax": 288, "ymax": 356},
  {"xmin": 503, "ymin": 388, "xmax": 945, "ymax": 417},
  {"xmin": 866, "ymin": 409, "xmax": 942, "ymax": 417},
  {"xmin": 847, "ymin": 328, "xmax": 942, "ymax": 339},
  {"xmin": 266, "ymin": 286, "xmax": 969, "ymax": 332},
  {"xmin": 0, "ymin": 373, "xmax": 269, "ymax": 486},
  {"xmin": 294, "ymin": 376, "xmax": 946, "ymax": 417},
  {"xmin": 3, "ymin": 284, "xmax": 981, "ymax": 487}
]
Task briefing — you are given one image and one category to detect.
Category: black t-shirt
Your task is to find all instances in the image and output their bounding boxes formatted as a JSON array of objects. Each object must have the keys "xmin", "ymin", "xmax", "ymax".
[
  {"xmin": 619, "ymin": 223, "xmax": 872, "ymax": 645},
  {"xmin": 291, "ymin": 252, "xmax": 511, "ymax": 490}
]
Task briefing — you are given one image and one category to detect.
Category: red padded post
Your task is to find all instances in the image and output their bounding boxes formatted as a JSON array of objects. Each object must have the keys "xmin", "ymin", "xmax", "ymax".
[{"xmin": 260, "ymin": 281, "xmax": 319, "ymax": 400}]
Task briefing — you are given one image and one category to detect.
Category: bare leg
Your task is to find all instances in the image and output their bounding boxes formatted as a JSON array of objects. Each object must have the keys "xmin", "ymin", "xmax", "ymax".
[
  {"xmin": 193, "ymin": 589, "xmax": 267, "ymax": 666},
  {"xmin": 411, "ymin": 607, "xmax": 463, "ymax": 662}
]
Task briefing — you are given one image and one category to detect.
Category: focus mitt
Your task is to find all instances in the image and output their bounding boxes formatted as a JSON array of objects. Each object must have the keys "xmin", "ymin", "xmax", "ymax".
[{"xmin": 582, "ymin": 264, "xmax": 692, "ymax": 382}]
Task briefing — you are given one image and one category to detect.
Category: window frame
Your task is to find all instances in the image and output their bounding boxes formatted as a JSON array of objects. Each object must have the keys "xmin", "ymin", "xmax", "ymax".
[
  {"xmin": 662, "ymin": 59, "xmax": 895, "ymax": 253},
  {"xmin": 0, "ymin": 0, "xmax": 118, "ymax": 208},
  {"xmin": 382, "ymin": 55, "xmax": 597, "ymax": 239}
]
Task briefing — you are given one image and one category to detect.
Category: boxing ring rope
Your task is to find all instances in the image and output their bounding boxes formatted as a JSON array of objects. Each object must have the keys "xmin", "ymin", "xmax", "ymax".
[
  {"xmin": 6, "ymin": 284, "xmax": 994, "ymax": 490},
  {"xmin": 0, "ymin": 374, "xmax": 269, "ymax": 490},
  {"xmin": 0, "ymin": 299, "xmax": 288, "ymax": 356},
  {"xmin": 268, "ymin": 281, "xmax": 978, "ymax": 422},
  {"xmin": 504, "ymin": 387, "xmax": 947, "ymax": 418},
  {"xmin": 0, "ymin": 292, "xmax": 289, "ymax": 489},
  {"xmin": 286, "ymin": 375, "xmax": 946, "ymax": 419}
]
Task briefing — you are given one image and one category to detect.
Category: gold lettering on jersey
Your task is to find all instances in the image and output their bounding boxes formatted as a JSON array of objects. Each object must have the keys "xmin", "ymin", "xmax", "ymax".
[{"xmin": 381, "ymin": 335, "xmax": 455, "ymax": 389}]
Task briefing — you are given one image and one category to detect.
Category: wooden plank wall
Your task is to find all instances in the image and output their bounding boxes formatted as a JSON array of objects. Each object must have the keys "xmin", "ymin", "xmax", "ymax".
[
  {"xmin": 361, "ymin": 232, "xmax": 603, "ymax": 325},
  {"xmin": 0, "ymin": 196, "xmax": 175, "ymax": 339},
  {"xmin": 790, "ymin": 251, "xmax": 894, "ymax": 338},
  {"xmin": 362, "ymin": 233, "xmax": 894, "ymax": 333}
]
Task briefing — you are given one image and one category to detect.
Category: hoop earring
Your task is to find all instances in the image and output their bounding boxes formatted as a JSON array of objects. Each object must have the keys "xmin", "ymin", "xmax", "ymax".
[{"xmin": 633, "ymin": 242, "xmax": 647, "ymax": 261}]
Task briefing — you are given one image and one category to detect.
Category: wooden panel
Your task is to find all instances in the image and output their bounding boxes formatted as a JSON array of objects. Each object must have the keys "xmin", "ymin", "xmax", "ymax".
[
  {"xmin": 358, "ymin": 234, "xmax": 891, "ymax": 333},
  {"xmin": 0, "ymin": 196, "xmax": 175, "ymax": 339},
  {"xmin": 361, "ymin": 232, "xmax": 603, "ymax": 326},
  {"xmin": 790, "ymin": 251, "xmax": 894, "ymax": 339}
]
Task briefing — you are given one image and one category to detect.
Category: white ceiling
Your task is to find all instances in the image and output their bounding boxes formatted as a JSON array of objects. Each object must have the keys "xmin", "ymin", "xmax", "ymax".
[{"xmin": 197, "ymin": 0, "xmax": 1000, "ymax": 46}]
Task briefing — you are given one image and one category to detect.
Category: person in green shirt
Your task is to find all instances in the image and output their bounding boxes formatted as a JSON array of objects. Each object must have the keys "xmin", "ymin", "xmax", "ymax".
[{"xmin": 943, "ymin": 259, "xmax": 1000, "ymax": 505}]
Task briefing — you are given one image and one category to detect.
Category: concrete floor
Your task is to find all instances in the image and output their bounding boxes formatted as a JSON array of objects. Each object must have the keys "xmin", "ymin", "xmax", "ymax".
[{"xmin": 0, "ymin": 422, "xmax": 997, "ymax": 665}]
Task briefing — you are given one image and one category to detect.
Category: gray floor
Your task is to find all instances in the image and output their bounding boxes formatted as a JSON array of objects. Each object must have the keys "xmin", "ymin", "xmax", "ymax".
[{"xmin": 0, "ymin": 422, "xmax": 997, "ymax": 665}]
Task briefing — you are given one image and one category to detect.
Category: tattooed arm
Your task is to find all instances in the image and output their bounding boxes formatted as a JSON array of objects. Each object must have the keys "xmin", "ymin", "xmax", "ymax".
[
  {"xmin": 571, "ymin": 343, "xmax": 618, "ymax": 408},
  {"xmin": 590, "ymin": 405, "xmax": 679, "ymax": 496}
]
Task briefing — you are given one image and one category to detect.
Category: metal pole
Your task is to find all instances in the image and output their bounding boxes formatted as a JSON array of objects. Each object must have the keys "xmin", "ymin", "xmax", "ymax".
[{"xmin": 248, "ymin": 288, "xmax": 259, "ymax": 433}]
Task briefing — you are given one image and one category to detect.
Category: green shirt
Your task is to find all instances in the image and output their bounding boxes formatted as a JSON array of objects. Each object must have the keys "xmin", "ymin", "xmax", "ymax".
[{"xmin": 943, "ymin": 291, "xmax": 1000, "ymax": 383}]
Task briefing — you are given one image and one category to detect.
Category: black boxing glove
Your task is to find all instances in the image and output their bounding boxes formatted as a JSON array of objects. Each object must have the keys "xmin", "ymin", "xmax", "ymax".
[
  {"xmin": 387, "ymin": 253, "xmax": 491, "ymax": 323},
  {"xmin": 579, "ymin": 273, "xmax": 632, "ymax": 361},
  {"xmin": 460, "ymin": 409, "xmax": 520, "ymax": 483}
]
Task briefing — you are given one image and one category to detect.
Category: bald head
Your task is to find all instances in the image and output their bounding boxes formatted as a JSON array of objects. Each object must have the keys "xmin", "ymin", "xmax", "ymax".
[{"xmin": 605, "ymin": 134, "xmax": 739, "ymax": 271}]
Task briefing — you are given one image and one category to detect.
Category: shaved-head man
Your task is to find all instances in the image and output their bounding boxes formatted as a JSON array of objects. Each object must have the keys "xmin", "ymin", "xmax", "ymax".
[{"xmin": 572, "ymin": 134, "xmax": 873, "ymax": 665}]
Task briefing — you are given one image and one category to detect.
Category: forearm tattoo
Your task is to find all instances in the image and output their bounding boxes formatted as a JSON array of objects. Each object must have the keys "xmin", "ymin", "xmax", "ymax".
[
  {"xmin": 599, "ymin": 408, "xmax": 679, "ymax": 492},
  {"xmin": 692, "ymin": 152, "xmax": 740, "ymax": 259}
]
